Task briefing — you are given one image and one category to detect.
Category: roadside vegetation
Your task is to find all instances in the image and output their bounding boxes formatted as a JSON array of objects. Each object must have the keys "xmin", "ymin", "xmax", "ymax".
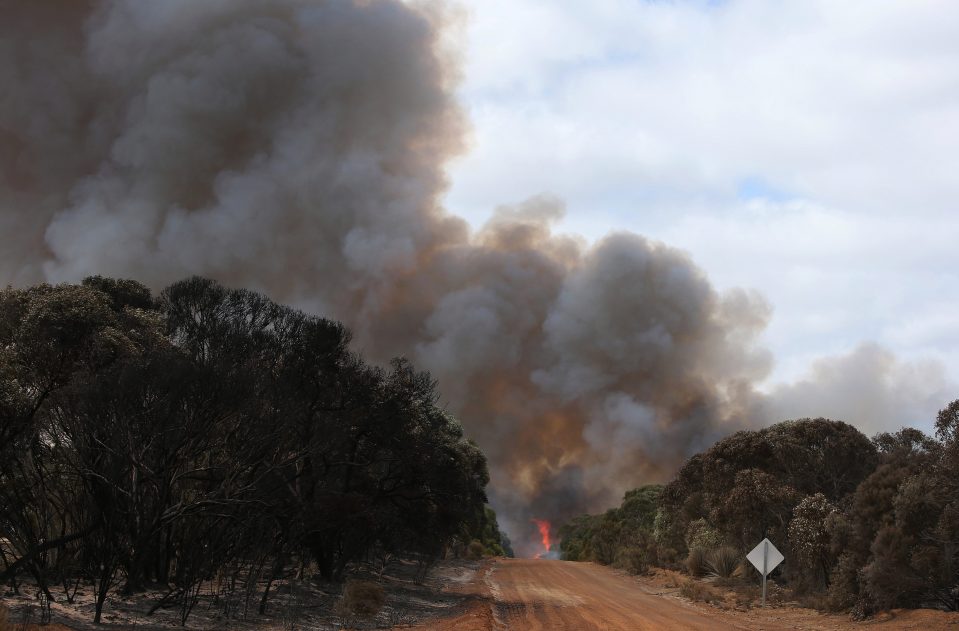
[
  {"xmin": 560, "ymin": 414, "xmax": 959, "ymax": 616},
  {"xmin": 0, "ymin": 277, "xmax": 509, "ymax": 625}
]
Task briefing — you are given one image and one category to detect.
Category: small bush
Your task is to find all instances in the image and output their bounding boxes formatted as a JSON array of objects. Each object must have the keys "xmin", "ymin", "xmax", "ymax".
[
  {"xmin": 686, "ymin": 546, "xmax": 708, "ymax": 577},
  {"xmin": 705, "ymin": 546, "xmax": 740, "ymax": 578},
  {"xmin": 466, "ymin": 540, "xmax": 486, "ymax": 560},
  {"xmin": 850, "ymin": 598, "xmax": 876, "ymax": 621},
  {"xmin": 335, "ymin": 580, "xmax": 385, "ymax": 617},
  {"xmin": 679, "ymin": 578, "xmax": 720, "ymax": 604},
  {"xmin": 685, "ymin": 518, "xmax": 723, "ymax": 550},
  {"xmin": 617, "ymin": 546, "xmax": 649, "ymax": 575},
  {"xmin": 795, "ymin": 591, "xmax": 829, "ymax": 611},
  {"xmin": 656, "ymin": 546, "xmax": 681, "ymax": 567},
  {"xmin": 826, "ymin": 552, "xmax": 860, "ymax": 611},
  {"xmin": 712, "ymin": 574, "xmax": 744, "ymax": 588}
]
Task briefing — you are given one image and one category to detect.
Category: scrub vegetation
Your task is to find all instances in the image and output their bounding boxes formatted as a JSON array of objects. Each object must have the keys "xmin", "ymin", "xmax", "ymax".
[
  {"xmin": 560, "ymin": 415, "xmax": 959, "ymax": 615},
  {"xmin": 0, "ymin": 276, "xmax": 509, "ymax": 625}
]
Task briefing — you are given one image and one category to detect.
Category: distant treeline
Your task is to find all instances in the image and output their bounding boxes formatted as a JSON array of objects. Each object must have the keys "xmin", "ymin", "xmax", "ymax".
[
  {"xmin": 0, "ymin": 277, "xmax": 508, "ymax": 624},
  {"xmin": 560, "ymin": 415, "xmax": 959, "ymax": 614}
]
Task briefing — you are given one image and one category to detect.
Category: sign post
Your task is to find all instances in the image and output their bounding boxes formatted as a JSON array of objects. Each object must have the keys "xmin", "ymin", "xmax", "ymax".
[{"xmin": 746, "ymin": 538, "xmax": 783, "ymax": 607}]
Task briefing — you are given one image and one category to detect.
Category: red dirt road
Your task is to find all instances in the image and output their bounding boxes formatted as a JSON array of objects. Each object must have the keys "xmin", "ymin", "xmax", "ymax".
[
  {"xmin": 479, "ymin": 558, "xmax": 741, "ymax": 630},
  {"xmin": 417, "ymin": 558, "xmax": 959, "ymax": 631}
]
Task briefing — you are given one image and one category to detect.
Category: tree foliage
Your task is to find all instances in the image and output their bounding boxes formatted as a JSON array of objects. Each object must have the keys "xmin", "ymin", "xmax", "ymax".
[
  {"xmin": 0, "ymin": 277, "xmax": 496, "ymax": 623},
  {"xmin": 560, "ymin": 412, "xmax": 959, "ymax": 613},
  {"xmin": 559, "ymin": 485, "xmax": 662, "ymax": 574},
  {"xmin": 659, "ymin": 419, "xmax": 877, "ymax": 567}
]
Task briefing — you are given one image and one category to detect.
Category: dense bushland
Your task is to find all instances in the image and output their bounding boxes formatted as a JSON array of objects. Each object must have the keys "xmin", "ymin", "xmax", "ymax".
[
  {"xmin": 0, "ymin": 277, "xmax": 506, "ymax": 624},
  {"xmin": 560, "ymin": 415, "xmax": 959, "ymax": 613},
  {"xmin": 560, "ymin": 484, "xmax": 661, "ymax": 574}
]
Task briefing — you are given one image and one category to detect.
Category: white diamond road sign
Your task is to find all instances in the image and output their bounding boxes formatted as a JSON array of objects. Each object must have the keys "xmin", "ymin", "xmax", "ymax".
[
  {"xmin": 747, "ymin": 537, "xmax": 784, "ymax": 607},
  {"xmin": 747, "ymin": 538, "xmax": 783, "ymax": 577}
]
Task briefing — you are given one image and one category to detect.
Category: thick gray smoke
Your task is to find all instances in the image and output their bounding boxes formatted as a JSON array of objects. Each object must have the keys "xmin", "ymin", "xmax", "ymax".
[{"xmin": 0, "ymin": 0, "xmax": 950, "ymax": 556}]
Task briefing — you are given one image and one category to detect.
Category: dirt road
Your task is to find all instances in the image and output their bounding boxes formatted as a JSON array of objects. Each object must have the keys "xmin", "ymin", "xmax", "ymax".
[
  {"xmin": 418, "ymin": 558, "xmax": 754, "ymax": 630},
  {"xmin": 478, "ymin": 558, "xmax": 740, "ymax": 630},
  {"xmin": 417, "ymin": 558, "xmax": 959, "ymax": 631}
]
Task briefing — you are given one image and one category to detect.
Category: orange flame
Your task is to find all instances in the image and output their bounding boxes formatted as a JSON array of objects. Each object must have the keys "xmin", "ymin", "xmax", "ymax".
[{"xmin": 531, "ymin": 518, "xmax": 551, "ymax": 558}]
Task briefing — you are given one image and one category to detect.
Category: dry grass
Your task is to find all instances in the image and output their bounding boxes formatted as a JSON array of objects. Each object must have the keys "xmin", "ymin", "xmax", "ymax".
[
  {"xmin": 679, "ymin": 578, "xmax": 722, "ymax": 604},
  {"xmin": 335, "ymin": 579, "xmax": 386, "ymax": 617},
  {"xmin": 662, "ymin": 569, "xmax": 684, "ymax": 588}
]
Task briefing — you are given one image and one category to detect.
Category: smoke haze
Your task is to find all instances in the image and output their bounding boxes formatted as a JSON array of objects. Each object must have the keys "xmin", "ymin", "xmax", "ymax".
[
  {"xmin": 765, "ymin": 343, "xmax": 954, "ymax": 437},
  {"xmin": 0, "ymin": 0, "xmax": 952, "ymax": 555}
]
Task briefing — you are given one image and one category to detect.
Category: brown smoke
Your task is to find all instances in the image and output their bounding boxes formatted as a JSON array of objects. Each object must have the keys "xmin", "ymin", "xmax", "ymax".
[{"xmin": 0, "ymin": 0, "xmax": 946, "ymax": 556}]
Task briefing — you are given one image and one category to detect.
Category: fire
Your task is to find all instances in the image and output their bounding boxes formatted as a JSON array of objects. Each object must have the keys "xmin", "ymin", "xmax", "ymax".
[{"xmin": 531, "ymin": 518, "xmax": 552, "ymax": 558}]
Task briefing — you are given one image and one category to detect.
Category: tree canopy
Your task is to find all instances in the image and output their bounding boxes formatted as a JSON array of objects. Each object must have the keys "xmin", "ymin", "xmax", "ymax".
[
  {"xmin": 0, "ymin": 277, "xmax": 501, "ymax": 624},
  {"xmin": 560, "ymin": 414, "xmax": 959, "ymax": 613}
]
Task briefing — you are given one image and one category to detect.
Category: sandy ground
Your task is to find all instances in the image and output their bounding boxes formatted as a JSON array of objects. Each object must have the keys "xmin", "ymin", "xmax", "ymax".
[{"xmin": 410, "ymin": 558, "xmax": 959, "ymax": 631}]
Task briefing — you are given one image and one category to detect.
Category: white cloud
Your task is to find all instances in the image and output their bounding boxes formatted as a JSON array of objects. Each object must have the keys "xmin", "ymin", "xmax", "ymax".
[{"xmin": 446, "ymin": 0, "xmax": 959, "ymax": 400}]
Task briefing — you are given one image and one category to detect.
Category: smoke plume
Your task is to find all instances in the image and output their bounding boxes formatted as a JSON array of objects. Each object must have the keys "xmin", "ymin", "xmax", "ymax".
[
  {"xmin": 764, "ymin": 343, "xmax": 954, "ymax": 437},
  {"xmin": 0, "ymin": 0, "xmax": 950, "ymax": 555}
]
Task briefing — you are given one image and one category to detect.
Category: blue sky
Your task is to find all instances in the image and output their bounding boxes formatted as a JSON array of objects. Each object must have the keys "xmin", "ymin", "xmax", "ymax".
[{"xmin": 441, "ymin": 0, "xmax": 959, "ymax": 430}]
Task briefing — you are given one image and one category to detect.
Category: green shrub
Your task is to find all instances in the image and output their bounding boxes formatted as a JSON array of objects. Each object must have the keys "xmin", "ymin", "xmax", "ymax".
[
  {"xmin": 616, "ymin": 546, "xmax": 649, "ymax": 575},
  {"xmin": 686, "ymin": 546, "xmax": 708, "ymax": 577},
  {"xmin": 788, "ymin": 493, "xmax": 838, "ymax": 588},
  {"xmin": 656, "ymin": 546, "xmax": 681, "ymax": 567},
  {"xmin": 826, "ymin": 551, "xmax": 860, "ymax": 611},
  {"xmin": 466, "ymin": 540, "xmax": 486, "ymax": 560},
  {"xmin": 685, "ymin": 518, "xmax": 723, "ymax": 550},
  {"xmin": 335, "ymin": 580, "xmax": 385, "ymax": 617},
  {"xmin": 705, "ymin": 546, "xmax": 740, "ymax": 579}
]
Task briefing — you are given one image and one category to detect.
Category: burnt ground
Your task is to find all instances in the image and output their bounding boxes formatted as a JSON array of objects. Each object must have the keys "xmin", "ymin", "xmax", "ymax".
[{"xmin": 1, "ymin": 557, "xmax": 487, "ymax": 630}]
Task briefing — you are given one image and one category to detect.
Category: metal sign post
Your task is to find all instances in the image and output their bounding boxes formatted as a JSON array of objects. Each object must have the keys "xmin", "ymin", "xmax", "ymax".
[
  {"xmin": 762, "ymin": 540, "xmax": 768, "ymax": 606},
  {"xmin": 746, "ymin": 538, "xmax": 783, "ymax": 608}
]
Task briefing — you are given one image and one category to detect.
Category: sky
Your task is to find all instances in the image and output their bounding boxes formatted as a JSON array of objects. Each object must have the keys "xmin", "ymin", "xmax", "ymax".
[{"xmin": 442, "ymin": 0, "xmax": 959, "ymax": 418}]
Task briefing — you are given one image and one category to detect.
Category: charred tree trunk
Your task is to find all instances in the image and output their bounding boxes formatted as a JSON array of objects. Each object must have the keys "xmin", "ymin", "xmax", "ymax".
[
  {"xmin": 258, "ymin": 550, "xmax": 288, "ymax": 615},
  {"xmin": 93, "ymin": 564, "xmax": 113, "ymax": 624}
]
